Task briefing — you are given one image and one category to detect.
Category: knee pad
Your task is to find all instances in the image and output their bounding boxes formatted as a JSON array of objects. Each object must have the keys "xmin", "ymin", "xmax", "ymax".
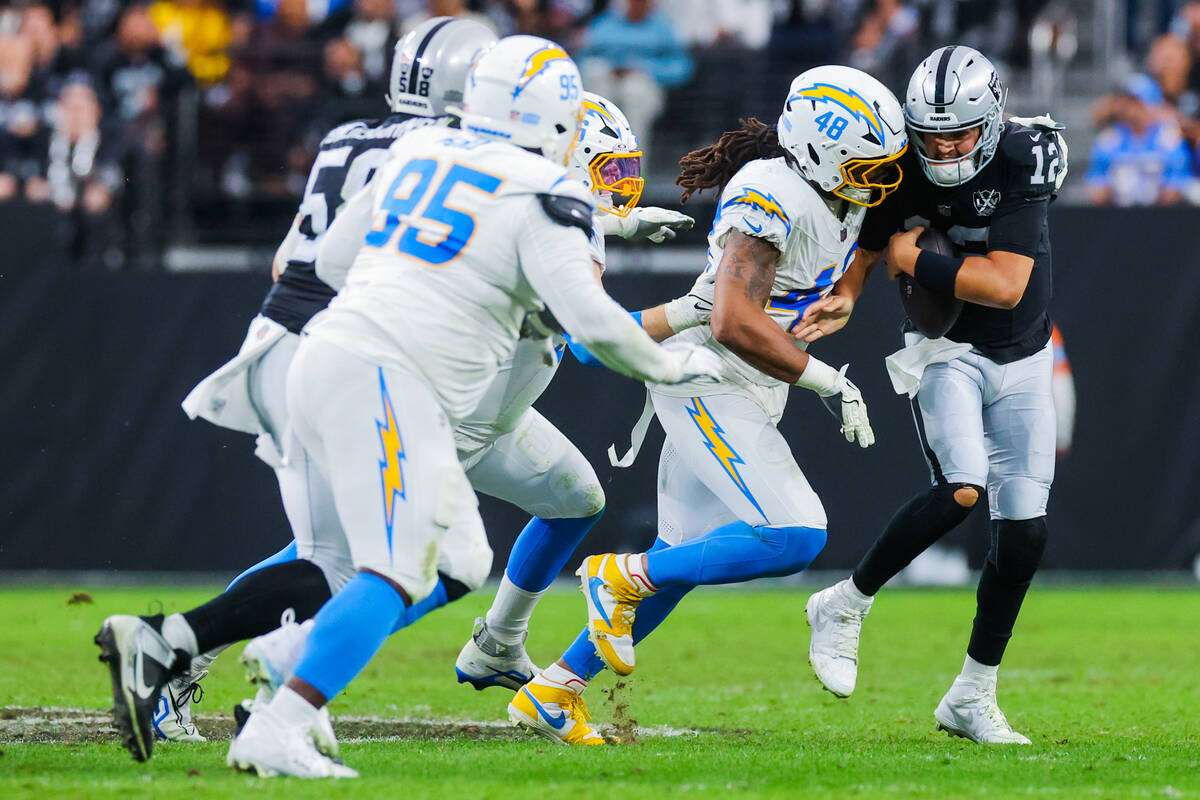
[
  {"xmin": 760, "ymin": 525, "xmax": 827, "ymax": 575},
  {"xmin": 988, "ymin": 517, "xmax": 1048, "ymax": 583},
  {"xmin": 989, "ymin": 476, "xmax": 1051, "ymax": 521}
]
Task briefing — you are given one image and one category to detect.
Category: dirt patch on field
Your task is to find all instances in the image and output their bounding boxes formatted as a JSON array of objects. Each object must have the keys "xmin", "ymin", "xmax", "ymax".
[{"xmin": 0, "ymin": 707, "xmax": 717, "ymax": 745}]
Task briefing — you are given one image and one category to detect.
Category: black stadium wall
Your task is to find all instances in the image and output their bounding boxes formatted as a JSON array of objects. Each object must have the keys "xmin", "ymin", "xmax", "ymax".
[{"xmin": 2, "ymin": 204, "xmax": 1198, "ymax": 575}]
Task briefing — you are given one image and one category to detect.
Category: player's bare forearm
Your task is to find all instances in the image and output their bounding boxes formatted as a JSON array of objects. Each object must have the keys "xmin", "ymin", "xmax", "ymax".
[
  {"xmin": 710, "ymin": 230, "xmax": 811, "ymax": 383},
  {"xmin": 638, "ymin": 305, "xmax": 676, "ymax": 342},
  {"xmin": 793, "ymin": 245, "xmax": 882, "ymax": 343}
]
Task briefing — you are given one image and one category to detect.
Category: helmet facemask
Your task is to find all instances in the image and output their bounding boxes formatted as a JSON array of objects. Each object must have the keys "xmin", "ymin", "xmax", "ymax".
[
  {"xmin": 832, "ymin": 144, "xmax": 907, "ymax": 207},
  {"xmin": 589, "ymin": 151, "xmax": 644, "ymax": 216}
]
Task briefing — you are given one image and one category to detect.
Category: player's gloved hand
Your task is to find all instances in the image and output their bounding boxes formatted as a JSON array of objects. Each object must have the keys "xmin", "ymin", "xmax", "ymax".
[
  {"xmin": 670, "ymin": 343, "xmax": 724, "ymax": 385},
  {"xmin": 795, "ymin": 358, "xmax": 875, "ymax": 448},
  {"xmin": 662, "ymin": 290, "xmax": 713, "ymax": 332},
  {"xmin": 598, "ymin": 206, "xmax": 695, "ymax": 243},
  {"xmin": 1008, "ymin": 114, "xmax": 1069, "ymax": 190}
]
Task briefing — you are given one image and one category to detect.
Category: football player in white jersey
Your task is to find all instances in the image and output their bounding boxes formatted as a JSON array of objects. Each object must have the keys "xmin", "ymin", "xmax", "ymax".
[
  {"xmin": 224, "ymin": 36, "xmax": 718, "ymax": 778},
  {"xmin": 452, "ymin": 91, "xmax": 697, "ymax": 691},
  {"xmin": 505, "ymin": 66, "xmax": 909, "ymax": 745},
  {"xmin": 93, "ymin": 17, "xmax": 498, "ymax": 761}
]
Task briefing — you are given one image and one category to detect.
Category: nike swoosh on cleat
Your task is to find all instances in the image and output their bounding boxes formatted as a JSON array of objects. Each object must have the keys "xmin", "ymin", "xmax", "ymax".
[
  {"xmin": 587, "ymin": 577, "xmax": 612, "ymax": 627},
  {"xmin": 523, "ymin": 689, "xmax": 567, "ymax": 730},
  {"xmin": 133, "ymin": 647, "xmax": 160, "ymax": 700}
]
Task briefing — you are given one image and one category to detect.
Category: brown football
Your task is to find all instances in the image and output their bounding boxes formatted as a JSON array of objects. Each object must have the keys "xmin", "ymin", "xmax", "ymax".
[{"xmin": 897, "ymin": 227, "xmax": 964, "ymax": 339}]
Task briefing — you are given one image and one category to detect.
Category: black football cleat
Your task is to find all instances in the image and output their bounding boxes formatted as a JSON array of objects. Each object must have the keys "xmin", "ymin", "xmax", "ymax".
[{"xmin": 95, "ymin": 614, "xmax": 182, "ymax": 761}]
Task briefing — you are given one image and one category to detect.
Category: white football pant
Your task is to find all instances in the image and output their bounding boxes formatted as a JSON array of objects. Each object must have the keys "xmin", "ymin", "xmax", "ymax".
[{"xmin": 651, "ymin": 389, "xmax": 827, "ymax": 545}]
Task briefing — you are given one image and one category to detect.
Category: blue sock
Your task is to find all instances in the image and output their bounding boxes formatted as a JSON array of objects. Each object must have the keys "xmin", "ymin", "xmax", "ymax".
[
  {"xmin": 561, "ymin": 537, "xmax": 686, "ymax": 681},
  {"xmin": 645, "ymin": 522, "xmax": 827, "ymax": 587},
  {"xmin": 291, "ymin": 572, "xmax": 406, "ymax": 702},
  {"xmin": 506, "ymin": 510, "xmax": 604, "ymax": 593},
  {"xmin": 389, "ymin": 578, "xmax": 448, "ymax": 634},
  {"xmin": 226, "ymin": 541, "xmax": 298, "ymax": 591}
]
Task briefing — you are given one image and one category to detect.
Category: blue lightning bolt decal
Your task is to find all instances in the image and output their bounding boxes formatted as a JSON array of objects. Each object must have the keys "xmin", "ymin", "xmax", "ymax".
[
  {"xmin": 788, "ymin": 83, "xmax": 887, "ymax": 145},
  {"xmin": 686, "ymin": 397, "xmax": 766, "ymax": 519},
  {"xmin": 722, "ymin": 187, "xmax": 792, "ymax": 236},
  {"xmin": 376, "ymin": 368, "xmax": 406, "ymax": 555}
]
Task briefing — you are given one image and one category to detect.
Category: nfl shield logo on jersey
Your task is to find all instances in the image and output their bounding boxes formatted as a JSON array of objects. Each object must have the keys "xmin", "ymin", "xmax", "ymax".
[{"xmin": 973, "ymin": 189, "xmax": 1001, "ymax": 216}]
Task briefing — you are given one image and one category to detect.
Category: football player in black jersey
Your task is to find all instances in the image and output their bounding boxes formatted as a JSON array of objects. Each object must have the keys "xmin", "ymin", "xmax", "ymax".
[
  {"xmin": 93, "ymin": 18, "xmax": 498, "ymax": 762},
  {"xmin": 799, "ymin": 46, "xmax": 1066, "ymax": 744}
]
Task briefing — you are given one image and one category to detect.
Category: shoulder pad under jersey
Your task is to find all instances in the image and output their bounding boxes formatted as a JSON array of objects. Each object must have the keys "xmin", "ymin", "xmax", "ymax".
[{"xmin": 538, "ymin": 194, "xmax": 594, "ymax": 234}]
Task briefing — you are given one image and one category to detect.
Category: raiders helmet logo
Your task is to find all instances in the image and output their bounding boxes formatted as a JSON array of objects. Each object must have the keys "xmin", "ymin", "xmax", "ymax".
[{"xmin": 973, "ymin": 188, "xmax": 1001, "ymax": 216}]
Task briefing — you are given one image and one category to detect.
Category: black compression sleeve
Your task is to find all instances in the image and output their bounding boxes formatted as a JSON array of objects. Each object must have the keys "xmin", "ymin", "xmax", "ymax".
[{"xmin": 914, "ymin": 249, "xmax": 964, "ymax": 296}]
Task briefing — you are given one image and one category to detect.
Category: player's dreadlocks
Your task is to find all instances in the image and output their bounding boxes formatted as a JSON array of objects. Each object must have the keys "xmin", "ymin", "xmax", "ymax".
[{"xmin": 676, "ymin": 117, "xmax": 787, "ymax": 203}]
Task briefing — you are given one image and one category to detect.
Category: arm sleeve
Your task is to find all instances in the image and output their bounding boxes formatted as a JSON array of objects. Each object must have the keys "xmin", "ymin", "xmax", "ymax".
[
  {"xmin": 315, "ymin": 180, "xmax": 375, "ymax": 291},
  {"xmin": 516, "ymin": 197, "xmax": 682, "ymax": 385}
]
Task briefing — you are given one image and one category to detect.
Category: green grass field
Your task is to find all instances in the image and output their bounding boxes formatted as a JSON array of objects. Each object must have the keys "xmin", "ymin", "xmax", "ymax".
[{"xmin": 1, "ymin": 584, "xmax": 1198, "ymax": 799}]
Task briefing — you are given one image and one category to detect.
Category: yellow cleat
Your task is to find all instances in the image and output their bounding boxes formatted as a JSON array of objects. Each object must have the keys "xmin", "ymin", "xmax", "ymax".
[
  {"xmin": 508, "ymin": 681, "xmax": 605, "ymax": 745},
  {"xmin": 577, "ymin": 554, "xmax": 656, "ymax": 676}
]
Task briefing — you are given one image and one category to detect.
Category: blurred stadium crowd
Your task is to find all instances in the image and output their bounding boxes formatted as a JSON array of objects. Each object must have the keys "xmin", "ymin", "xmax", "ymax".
[{"xmin": 2, "ymin": 0, "xmax": 1200, "ymax": 267}]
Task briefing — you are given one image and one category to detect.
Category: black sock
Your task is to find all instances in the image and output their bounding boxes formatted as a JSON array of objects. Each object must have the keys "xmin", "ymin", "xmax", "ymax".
[
  {"xmin": 182, "ymin": 559, "xmax": 332, "ymax": 654},
  {"xmin": 851, "ymin": 483, "xmax": 982, "ymax": 596},
  {"xmin": 967, "ymin": 517, "xmax": 1048, "ymax": 665}
]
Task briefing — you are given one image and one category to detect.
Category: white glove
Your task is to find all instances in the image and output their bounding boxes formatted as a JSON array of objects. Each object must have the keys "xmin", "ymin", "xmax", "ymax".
[
  {"xmin": 796, "ymin": 358, "xmax": 875, "ymax": 448},
  {"xmin": 670, "ymin": 343, "xmax": 724, "ymax": 385},
  {"xmin": 1008, "ymin": 114, "xmax": 1069, "ymax": 190},
  {"xmin": 662, "ymin": 290, "xmax": 713, "ymax": 333},
  {"xmin": 598, "ymin": 206, "xmax": 695, "ymax": 242}
]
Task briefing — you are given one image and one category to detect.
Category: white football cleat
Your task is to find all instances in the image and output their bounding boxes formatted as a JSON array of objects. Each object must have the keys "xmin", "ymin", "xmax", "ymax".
[
  {"xmin": 455, "ymin": 618, "xmax": 538, "ymax": 691},
  {"xmin": 806, "ymin": 579, "xmax": 873, "ymax": 697},
  {"xmin": 94, "ymin": 614, "xmax": 182, "ymax": 761},
  {"xmin": 240, "ymin": 611, "xmax": 313, "ymax": 702},
  {"xmin": 153, "ymin": 666, "xmax": 208, "ymax": 742},
  {"xmin": 934, "ymin": 675, "xmax": 1032, "ymax": 745},
  {"xmin": 227, "ymin": 703, "xmax": 357, "ymax": 779}
]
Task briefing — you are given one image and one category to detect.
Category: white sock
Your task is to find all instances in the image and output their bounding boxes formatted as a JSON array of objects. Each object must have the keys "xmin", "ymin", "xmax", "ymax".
[
  {"xmin": 270, "ymin": 686, "xmax": 319, "ymax": 727},
  {"xmin": 961, "ymin": 655, "xmax": 999, "ymax": 682},
  {"xmin": 161, "ymin": 613, "xmax": 199, "ymax": 657},
  {"xmin": 841, "ymin": 577, "xmax": 873, "ymax": 605},
  {"xmin": 485, "ymin": 574, "xmax": 545, "ymax": 645},
  {"xmin": 619, "ymin": 553, "xmax": 657, "ymax": 595},
  {"xmin": 538, "ymin": 662, "xmax": 588, "ymax": 695}
]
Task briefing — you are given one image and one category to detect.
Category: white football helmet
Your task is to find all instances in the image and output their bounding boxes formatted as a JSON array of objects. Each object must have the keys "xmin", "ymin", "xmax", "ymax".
[
  {"xmin": 461, "ymin": 35, "xmax": 583, "ymax": 166},
  {"xmin": 568, "ymin": 92, "xmax": 643, "ymax": 217},
  {"xmin": 777, "ymin": 65, "xmax": 908, "ymax": 207},
  {"xmin": 387, "ymin": 17, "xmax": 498, "ymax": 117},
  {"xmin": 904, "ymin": 45, "xmax": 1008, "ymax": 186}
]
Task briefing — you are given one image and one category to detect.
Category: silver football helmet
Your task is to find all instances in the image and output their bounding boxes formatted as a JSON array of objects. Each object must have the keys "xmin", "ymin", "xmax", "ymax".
[
  {"xmin": 904, "ymin": 45, "xmax": 1008, "ymax": 186},
  {"xmin": 387, "ymin": 17, "xmax": 498, "ymax": 117}
]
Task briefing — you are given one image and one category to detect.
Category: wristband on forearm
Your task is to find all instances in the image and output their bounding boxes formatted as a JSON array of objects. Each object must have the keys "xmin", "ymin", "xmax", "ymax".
[
  {"xmin": 913, "ymin": 249, "xmax": 964, "ymax": 297},
  {"xmin": 794, "ymin": 354, "xmax": 841, "ymax": 396}
]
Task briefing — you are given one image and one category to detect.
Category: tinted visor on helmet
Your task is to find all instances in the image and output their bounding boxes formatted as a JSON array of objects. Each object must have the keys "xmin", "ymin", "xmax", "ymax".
[
  {"xmin": 834, "ymin": 143, "xmax": 907, "ymax": 207},
  {"xmin": 590, "ymin": 151, "xmax": 644, "ymax": 216}
]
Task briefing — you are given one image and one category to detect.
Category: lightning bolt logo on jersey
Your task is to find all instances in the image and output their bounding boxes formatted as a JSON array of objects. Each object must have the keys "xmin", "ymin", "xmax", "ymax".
[
  {"xmin": 513, "ymin": 45, "xmax": 570, "ymax": 98},
  {"xmin": 722, "ymin": 187, "xmax": 792, "ymax": 236},
  {"xmin": 788, "ymin": 83, "xmax": 887, "ymax": 145},
  {"xmin": 376, "ymin": 368, "xmax": 406, "ymax": 552},
  {"xmin": 686, "ymin": 397, "xmax": 766, "ymax": 518}
]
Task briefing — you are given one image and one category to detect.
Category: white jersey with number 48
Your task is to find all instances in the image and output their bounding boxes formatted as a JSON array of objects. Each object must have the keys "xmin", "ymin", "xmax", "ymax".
[
  {"xmin": 660, "ymin": 157, "xmax": 866, "ymax": 413},
  {"xmin": 311, "ymin": 125, "xmax": 679, "ymax": 424}
]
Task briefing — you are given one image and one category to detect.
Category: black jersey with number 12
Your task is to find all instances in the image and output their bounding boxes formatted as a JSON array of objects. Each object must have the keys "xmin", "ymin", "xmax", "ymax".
[{"xmin": 860, "ymin": 121, "xmax": 1060, "ymax": 363}]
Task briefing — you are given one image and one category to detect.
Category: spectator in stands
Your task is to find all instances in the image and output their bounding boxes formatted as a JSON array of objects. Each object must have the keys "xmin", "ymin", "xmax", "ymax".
[
  {"xmin": 337, "ymin": 0, "xmax": 396, "ymax": 97},
  {"xmin": 401, "ymin": 0, "xmax": 498, "ymax": 36},
  {"xmin": 1086, "ymin": 74, "xmax": 1194, "ymax": 206},
  {"xmin": 576, "ymin": 0, "xmax": 692, "ymax": 159},
  {"xmin": 26, "ymin": 80, "xmax": 125, "ymax": 262},
  {"xmin": 150, "ymin": 0, "xmax": 239, "ymax": 85},
  {"xmin": 0, "ymin": 33, "xmax": 42, "ymax": 203},
  {"xmin": 849, "ymin": 0, "xmax": 920, "ymax": 88},
  {"xmin": 1147, "ymin": 33, "xmax": 1200, "ymax": 149},
  {"xmin": 21, "ymin": 4, "xmax": 85, "ymax": 104}
]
